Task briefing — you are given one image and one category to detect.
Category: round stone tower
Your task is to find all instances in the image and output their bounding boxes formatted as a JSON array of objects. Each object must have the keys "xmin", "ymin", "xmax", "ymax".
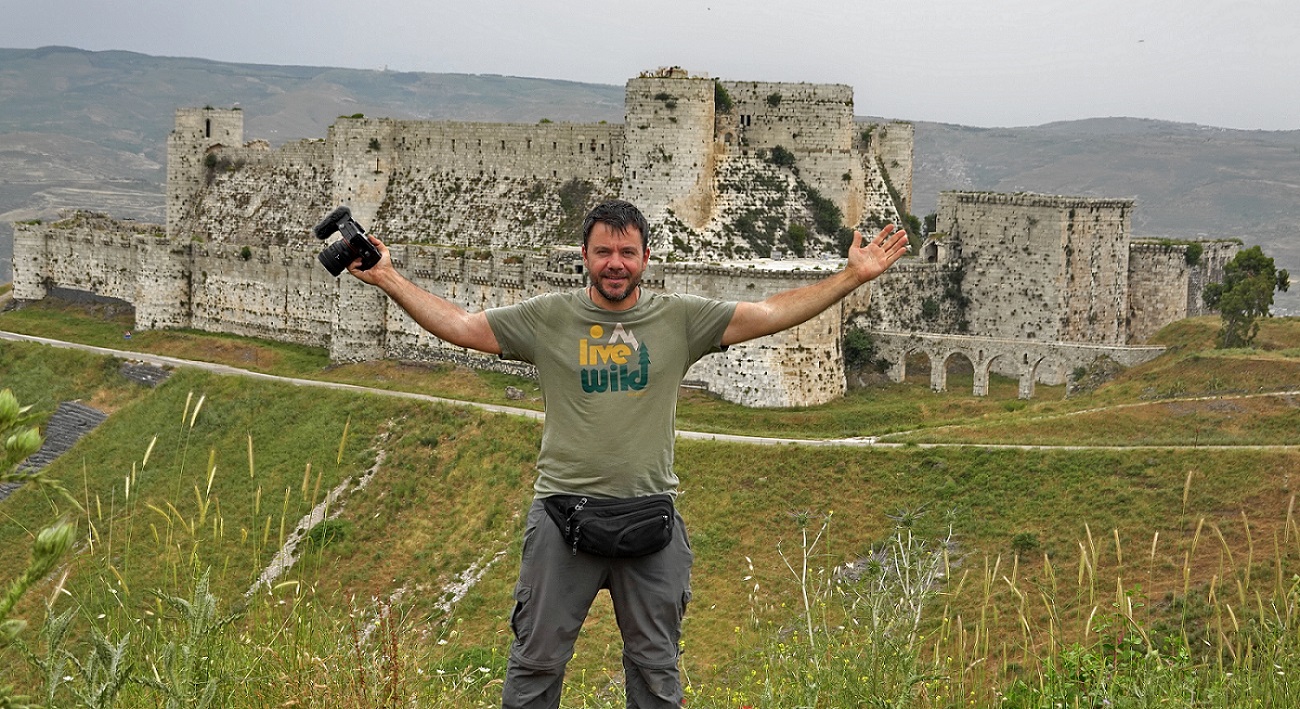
[{"xmin": 621, "ymin": 69, "xmax": 716, "ymax": 234}]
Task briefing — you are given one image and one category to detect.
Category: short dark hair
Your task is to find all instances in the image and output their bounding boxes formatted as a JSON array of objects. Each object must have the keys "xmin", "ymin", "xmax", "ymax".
[{"xmin": 581, "ymin": 200, "xmax": 650, "ymax": 249}]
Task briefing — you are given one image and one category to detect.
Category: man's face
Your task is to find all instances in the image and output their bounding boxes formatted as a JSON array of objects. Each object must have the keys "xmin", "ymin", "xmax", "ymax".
[{"xmin": 582, "ymin": 222, "xmax": 649, "ymax": 309}]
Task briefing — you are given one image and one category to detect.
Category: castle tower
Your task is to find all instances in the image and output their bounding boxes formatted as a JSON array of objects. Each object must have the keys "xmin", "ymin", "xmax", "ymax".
[
  {"xmin": 872, "ymin": 122, "xmax": 915, "ymax": 215},
  {"xmin": 621, "ymin": 70, "xmax": 716, "ymax": 233},
  {"xmin": 11, "ymin": 222, "xmax": 48, "ymax": 301},
  {"xmin": 328, "ymin": 117, "xmax": 396, "ymax": 228},
  {"xmin": 134, "ymin": 234, "xmax": 193, "ymax": 330},
  {"xmin": 167, "ymin": 108, "xmax": 244, "ymax": 236},
  {"xmin": 938, "ymin": 192, "xmax": 1133, "ymax": 345},
  {"xmin": 721, "ymin": 81, "xmax": 863, "ymax": 224}
]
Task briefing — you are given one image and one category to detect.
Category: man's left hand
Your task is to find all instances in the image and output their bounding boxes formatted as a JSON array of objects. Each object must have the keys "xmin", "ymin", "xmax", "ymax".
[{"xmin": 846, "ymin": 224, "xmax": 909, "ymax": 285}]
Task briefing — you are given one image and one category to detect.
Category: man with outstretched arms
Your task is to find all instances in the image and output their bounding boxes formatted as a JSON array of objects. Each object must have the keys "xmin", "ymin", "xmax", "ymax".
[{"xmin": 346, "ymin": 199, "xmax": 908, "ymax": 709}]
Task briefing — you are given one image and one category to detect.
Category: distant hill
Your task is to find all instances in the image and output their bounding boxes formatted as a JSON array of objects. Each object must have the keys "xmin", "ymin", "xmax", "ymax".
[{"xmin": 1, "ymin": 46, "xmax": 1296, "ymax": 313}]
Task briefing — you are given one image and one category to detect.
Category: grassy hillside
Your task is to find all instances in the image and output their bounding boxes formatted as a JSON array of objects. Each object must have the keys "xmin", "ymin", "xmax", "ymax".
[{"xmin": 2, "ymin": 305, "xmax": 1300, "ymax": 706}]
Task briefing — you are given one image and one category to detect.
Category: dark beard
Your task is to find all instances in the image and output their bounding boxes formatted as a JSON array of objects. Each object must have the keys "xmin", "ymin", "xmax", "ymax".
[{"xmin": 591, "ymin": 272, "xmax": 641, "ymax": 303}]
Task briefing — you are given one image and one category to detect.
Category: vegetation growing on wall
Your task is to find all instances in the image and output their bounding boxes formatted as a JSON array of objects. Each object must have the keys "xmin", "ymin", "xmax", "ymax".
[
  {"xmin": 713, "ymin": 80, "xmax": 734, "ymax": 114},
  {"xmin": 876, "ymin": 157, "xmax": 920, "ymax": 237},
  {"xmin": 556, "ymin": 178, "xmax": 596, "ymax": 238},
  {"xmin": 765, "ymin": 145, "xmax": 796, "ymax": 170},
  {"xmin": 944, "ymin": 261, "xmax": 971, "ymax": 332},
  {"xmin": 843, "ymin": 327, "xmax": 888, "ymax": 373},
  {"xmin": 202, "ymin": 153, "xmax": 246, "ymax": 186}
]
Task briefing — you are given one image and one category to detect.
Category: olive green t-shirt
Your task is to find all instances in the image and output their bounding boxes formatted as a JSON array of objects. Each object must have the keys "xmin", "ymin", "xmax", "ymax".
[{"xmin": 485, "ymin": 289, "xmax": 736, "ymax": 499}]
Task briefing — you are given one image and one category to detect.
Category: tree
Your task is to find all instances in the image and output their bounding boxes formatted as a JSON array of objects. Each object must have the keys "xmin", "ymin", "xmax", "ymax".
[
  {"xmin": 1202, "ymin": 246, "xmax": 1291, "ymax": 348},
  {"xmin": 843, "ymin": 328, "xmax": 886, "ymax": 372}
]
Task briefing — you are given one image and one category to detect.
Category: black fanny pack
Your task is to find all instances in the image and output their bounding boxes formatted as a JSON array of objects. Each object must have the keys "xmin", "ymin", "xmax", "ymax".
[{"xmin": 543, "ymin": 494, "xmax": 675, "ymax": 558}]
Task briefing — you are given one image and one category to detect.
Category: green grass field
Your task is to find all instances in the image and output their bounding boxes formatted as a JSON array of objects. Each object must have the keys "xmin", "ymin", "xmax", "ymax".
[{"xmin": 3, "ymin": 300, "xmax": 1300, "ymax": 707}]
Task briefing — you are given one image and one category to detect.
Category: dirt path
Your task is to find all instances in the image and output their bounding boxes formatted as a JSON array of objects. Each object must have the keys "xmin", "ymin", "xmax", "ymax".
[{"xmin": 4, "ymin": 329, "xmax": 1299, "ymax": 452}]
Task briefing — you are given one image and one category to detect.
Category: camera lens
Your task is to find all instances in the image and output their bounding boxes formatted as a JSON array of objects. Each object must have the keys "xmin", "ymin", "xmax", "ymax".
[{"xmin": 318, "ymin": 239, "xmax": 357, "ymax": 277}]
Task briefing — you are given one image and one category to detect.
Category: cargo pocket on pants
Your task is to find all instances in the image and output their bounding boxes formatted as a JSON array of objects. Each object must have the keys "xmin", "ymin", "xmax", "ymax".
[{"xmin": 510, "ymin": 585, "xmax": 532, "ymax": 646}]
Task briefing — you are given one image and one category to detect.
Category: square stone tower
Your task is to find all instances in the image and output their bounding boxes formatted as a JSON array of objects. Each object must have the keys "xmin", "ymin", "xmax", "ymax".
[
  {"xmin": 937, "ymin": 192, "xmax": 1133, "ymax": 345},
  {"xmin": 167, "ymin": 108, "xmax": 245, "ymax": 236}
]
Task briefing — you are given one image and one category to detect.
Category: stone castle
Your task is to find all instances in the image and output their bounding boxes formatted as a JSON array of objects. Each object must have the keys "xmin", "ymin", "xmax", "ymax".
[{"xmin": 10, "ymin": 68, "xmax": 1235, "ymax": 407}]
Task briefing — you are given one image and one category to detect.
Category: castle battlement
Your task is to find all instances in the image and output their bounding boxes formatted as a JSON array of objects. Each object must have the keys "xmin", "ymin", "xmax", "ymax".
[
  {"xmin": 10, "ymin": 69, "xmax": 1233, "ymax": 406},
  {"xmin": 944, "ymin": 191, "xmax": 1136, "ymax": 211}
]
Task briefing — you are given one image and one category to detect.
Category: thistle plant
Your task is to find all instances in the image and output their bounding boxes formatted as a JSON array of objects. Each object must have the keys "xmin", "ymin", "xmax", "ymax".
[
  {"xmin": 1, "ymin": 388, "xmax": 76, "ymax": 709},
  {"xmin": 135, "ymin": 568, "xmax": 242, "ymax": 709}
]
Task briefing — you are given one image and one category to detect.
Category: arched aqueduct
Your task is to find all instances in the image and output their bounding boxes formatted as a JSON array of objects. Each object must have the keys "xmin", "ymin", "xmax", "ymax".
[{"xmin": 869, "ymin": 332, "xmax": 1166, "ymax": 399}]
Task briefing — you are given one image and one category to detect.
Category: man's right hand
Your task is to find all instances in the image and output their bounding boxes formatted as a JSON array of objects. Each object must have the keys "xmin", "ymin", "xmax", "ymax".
[
  {"xmin": 345, "ymin": 235, "xmax": 393, "ymax": 286},
  {"xmin": 341, "ymin": 234, "xmax": 503, "ymax": 354}
]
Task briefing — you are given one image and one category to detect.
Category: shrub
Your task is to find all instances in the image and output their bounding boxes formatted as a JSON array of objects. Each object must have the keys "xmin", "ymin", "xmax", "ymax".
[
  {"xmin": 1011, "ymin": 531, "xmax": 1041, "ymax": 557},
  {"xmin": 767, "ymin": 145, "xmax": 796, "ymax": 169},
  {"xmin": 713, "ymin": 81, "xmax": 734, "ymax": 113}
]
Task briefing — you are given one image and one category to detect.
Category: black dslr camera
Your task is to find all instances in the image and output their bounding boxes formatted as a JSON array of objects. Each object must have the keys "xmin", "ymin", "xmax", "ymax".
[{"xmin": 312, "ymin": 206, "xmax": 382, "ymax": 276}]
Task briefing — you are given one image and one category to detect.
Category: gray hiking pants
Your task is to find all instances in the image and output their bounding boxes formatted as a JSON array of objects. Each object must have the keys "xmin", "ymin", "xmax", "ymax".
[{"xmin": 501, "ymin": 497, "xmax": 693, "ymax": 709}]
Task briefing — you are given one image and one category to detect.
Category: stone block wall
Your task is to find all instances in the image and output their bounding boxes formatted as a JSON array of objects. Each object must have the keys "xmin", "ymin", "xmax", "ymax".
[
  {"xmin": 135, "ymin": 235, "xmax": 193, "ymax": 330},
  {"xmin": 622, "ymin": 75, "xmax": 717, "ymax": 229},
  {"xmin": 16, "ymin": 214, "xmax": 855, "ymax": 407},
  {"xmin": 1058, "ymin": 200, "xmax": 1131, "ymax": 344},
  {"xmin": 1188, "ymin": 241, "xmax": 1239, "ymax": 316},
  {"xmin": 373, "ymin": 168, "xmax": 617, "ymax": 248},
  {"xmin": 188, "ymin": 242, "xmax": 338, "ymax": 347},
  {"xmin": 168, "ymin": 108, "xmax": 246, "ymax": 234},
  {"xmin": 938, "ymin": 192, "xmax": 1132, "ymax": 345},
  {"xmin": 1128, "ymin": 242, "xmax": 1192, "ymax": 343},
  {"xmin": 176, "ymin": 139, "xmax": 334, "ymax": 244},
  {"xmin": 12, "ymin": 213, "xmax": 162, "ymax": 303},
  {"xmin": 873, "ymin": 122, "xmax": 915, "ymax": 215},
  {"xmin": 1127, "ymin": 239, "xmax": 1240, "ymax": 342},
  {"xmin": 368, "ymin": 244, "xmax": 539, "ymax": 365},
  {"xmin": 850, "ymin": 259, "xmax": 967, "ymax": 334},
  {"xmin": 385, "ymin": 121, "xmax": 623, "ymax": 182},
  {"xmin": 11, "ymin": 222, "xmax": 49, "ymax": 301},
  {"xmin": 666, "ymin": 262, "xmax": 853, "ymax": 407},
  {"xmin": 723, "ymin": 81, "xmax": 861, "ymax": 223}
]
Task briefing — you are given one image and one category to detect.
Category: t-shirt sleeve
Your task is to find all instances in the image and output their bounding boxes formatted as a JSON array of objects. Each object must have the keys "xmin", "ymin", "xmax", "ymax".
[
  {"xmin": 485, "ymin": 296, "xmax": 550, "ymax": 363},
  {"xmin": 680, "ymin": 294, "xmax": 738, "ymax": 364}
]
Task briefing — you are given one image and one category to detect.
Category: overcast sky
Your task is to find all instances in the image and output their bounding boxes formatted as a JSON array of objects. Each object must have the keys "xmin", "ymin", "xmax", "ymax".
[{"xmin": 2, "ymin": 0, "xmax": 1296, "ymax": 131}]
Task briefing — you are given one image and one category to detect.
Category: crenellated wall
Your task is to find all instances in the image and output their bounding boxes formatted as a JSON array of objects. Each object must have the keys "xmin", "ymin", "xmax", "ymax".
[
  {"xmin": 14, "ymin": 216, "xmax": 849, "ymax": 408},
  {"xmin": 12, "ymin": 70, "xmax": 1232, "ymax": 408}
]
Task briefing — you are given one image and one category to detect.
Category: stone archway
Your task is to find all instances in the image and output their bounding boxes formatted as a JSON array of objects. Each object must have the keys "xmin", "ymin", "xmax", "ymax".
[
  {"xmin": 937, "ymin": 350, "xmax": 975, "ymax": 394},
  {"xmin": 902, "ymin": 349, "xmax": 932, "ymax": 387}
]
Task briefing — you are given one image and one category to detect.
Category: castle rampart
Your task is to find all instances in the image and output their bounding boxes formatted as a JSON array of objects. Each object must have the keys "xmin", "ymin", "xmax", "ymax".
[
  {"xmin": 14, "ymin": 215, "xmax": 850, "ymax": 407},
  {"xmin": 11, "ymin": 71, "xmax": 1232, "ymax": 408}
]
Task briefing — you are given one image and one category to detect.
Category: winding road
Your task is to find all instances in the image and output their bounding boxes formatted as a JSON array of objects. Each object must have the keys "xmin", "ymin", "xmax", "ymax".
[{"xmin": 4, "ymin": 329, "xmax": 1298, "ymax": 452}]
